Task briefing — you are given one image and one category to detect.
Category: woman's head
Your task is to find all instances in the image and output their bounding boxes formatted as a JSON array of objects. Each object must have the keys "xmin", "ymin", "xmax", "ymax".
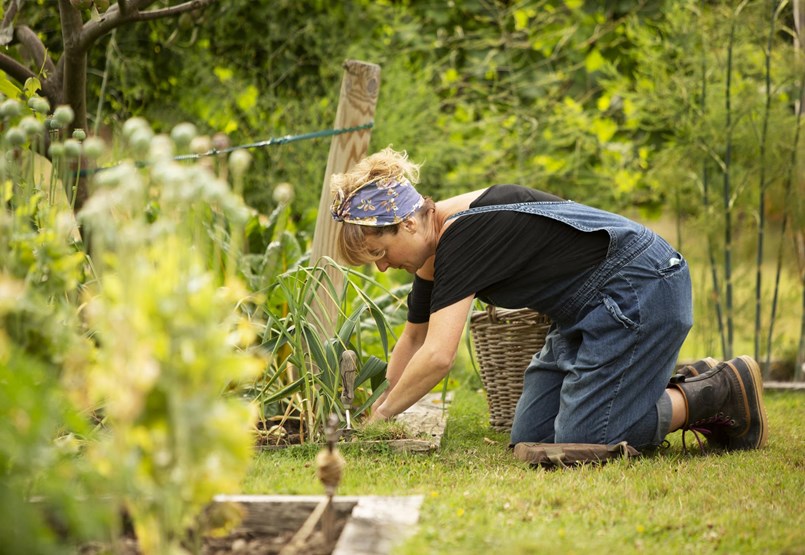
[{"xmin": 330, "ymin": 147, "xmax": 434, "ymax": 266}]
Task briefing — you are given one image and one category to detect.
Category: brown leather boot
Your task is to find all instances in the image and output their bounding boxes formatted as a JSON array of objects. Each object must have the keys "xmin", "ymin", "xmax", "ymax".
[{"xmin": 670, "ymin": 356, "xmax": 768, "ymax": 451}]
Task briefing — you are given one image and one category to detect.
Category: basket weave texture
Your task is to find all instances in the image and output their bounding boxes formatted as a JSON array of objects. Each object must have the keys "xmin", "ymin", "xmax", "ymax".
[{"xmin": 470, "ymin": 306, "xmax": 552, "ymax": 432}]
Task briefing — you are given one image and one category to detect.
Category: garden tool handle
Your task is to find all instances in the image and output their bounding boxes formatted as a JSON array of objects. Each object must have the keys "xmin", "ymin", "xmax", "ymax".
[{"xmin": 340, "ymin": 350, "xmax": 358, "ymax": 407}]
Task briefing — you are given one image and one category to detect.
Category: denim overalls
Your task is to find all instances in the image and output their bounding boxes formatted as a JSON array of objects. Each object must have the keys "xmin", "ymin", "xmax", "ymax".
[{"xmin": 448, "ymin": 201, "xmax": 693, "ymax": 448}]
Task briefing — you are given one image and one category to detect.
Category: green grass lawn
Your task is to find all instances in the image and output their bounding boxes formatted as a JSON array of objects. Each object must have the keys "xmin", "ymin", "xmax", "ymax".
[{"xmin": 244, "ymin": 387, "xmax": 805, "ymax": 554}]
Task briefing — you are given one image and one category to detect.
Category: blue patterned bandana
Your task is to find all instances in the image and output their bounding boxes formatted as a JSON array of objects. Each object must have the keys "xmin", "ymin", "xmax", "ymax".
[{"xmin": 331, "ymin": 177, "xmax": 424, "ymax": 226}]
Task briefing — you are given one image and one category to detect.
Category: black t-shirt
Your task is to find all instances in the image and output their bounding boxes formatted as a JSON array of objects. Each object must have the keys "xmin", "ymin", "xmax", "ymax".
[{"xmin": 407, "ymin": 185, "xmax": 609, "ymax": 323}]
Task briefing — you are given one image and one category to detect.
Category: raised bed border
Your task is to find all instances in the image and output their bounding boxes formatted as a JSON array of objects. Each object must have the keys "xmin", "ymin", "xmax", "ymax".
[{"xmin": 211, "ymin": 494, "xmax": 424, "ymax": 555}]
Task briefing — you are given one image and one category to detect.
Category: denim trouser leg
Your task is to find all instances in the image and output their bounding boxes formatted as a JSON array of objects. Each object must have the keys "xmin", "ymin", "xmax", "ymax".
[{"xmin": 509, "ymin": 237, "xmax": 693, "ymax": 448}]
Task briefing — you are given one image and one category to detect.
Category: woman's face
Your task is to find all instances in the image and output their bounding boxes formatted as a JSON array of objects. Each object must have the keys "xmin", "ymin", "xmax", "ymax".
[{"xmin": 364, "ymin": 219, "xmax": 431, "ymax": 274}]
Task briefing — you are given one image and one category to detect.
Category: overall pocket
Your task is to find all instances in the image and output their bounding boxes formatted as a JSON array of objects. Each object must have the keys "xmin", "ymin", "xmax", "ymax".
[{"xmin": 657, "ymin": 253, "xmax": 688, "ymax": 278}]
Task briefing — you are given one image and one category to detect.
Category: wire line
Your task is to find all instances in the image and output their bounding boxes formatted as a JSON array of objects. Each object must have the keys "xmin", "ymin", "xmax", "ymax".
[{"xmin": 79, "ymin": 121, "xmax": 374, "ymax": 176}]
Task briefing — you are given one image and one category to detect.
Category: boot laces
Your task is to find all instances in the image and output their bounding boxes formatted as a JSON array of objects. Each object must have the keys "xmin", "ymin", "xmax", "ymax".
[{"xmin": 681, "ymin": 412, "xmax": 735, "ymax": 453}]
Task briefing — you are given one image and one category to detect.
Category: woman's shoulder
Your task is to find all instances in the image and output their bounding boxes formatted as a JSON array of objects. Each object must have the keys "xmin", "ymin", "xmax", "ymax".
[
  {"xmin": 435, "ymin": 188, "xmax": 487, "ymax": 215},
  {"xmin": 473, "ymin": 184, "xmax": 564, "ymax": 206}
]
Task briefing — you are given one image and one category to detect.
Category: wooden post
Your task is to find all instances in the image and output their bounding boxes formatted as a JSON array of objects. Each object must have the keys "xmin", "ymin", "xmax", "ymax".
[{"xmin": 309, "ymin": 60, "xmax": 381, "ymax": 339}]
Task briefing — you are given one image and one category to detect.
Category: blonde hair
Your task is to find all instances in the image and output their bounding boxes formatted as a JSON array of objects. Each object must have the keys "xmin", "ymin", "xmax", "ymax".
[
  {"xmin": 329, "ymin": 146, "xmax": 421, "ymax": 196},
  {"xmin": 331, "ymin": 147, "xmax": 432, "ymax": 265}
]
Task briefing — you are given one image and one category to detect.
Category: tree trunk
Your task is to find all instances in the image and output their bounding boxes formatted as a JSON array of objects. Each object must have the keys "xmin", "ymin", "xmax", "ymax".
[{"xmin": 58, "ymin": 0, "xmax": 91, "ymax": 211}]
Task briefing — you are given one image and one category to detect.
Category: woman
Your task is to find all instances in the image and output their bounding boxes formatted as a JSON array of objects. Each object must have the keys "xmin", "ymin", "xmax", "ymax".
[{"xmin": 330, "ymin": 147, "xmax": 767, "ymax": 451}]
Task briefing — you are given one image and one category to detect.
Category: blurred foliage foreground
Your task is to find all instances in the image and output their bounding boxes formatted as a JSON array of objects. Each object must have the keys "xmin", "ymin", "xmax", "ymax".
[{"xmin": 0, "ymin": 93, "xmax": 397, "ymax": 552}]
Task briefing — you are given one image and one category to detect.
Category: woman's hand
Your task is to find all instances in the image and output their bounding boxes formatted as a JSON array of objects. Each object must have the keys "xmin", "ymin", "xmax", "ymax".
[
  {"xmin": 366, "ymin": 404, "xmax": 390, "ymax": 424},
  {"xmin": 370, "ymin": 390, "xmax": 389, "ymax": 416}
]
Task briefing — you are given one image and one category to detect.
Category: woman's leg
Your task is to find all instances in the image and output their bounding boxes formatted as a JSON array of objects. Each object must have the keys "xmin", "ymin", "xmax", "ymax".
[
  {"xmin": 509, "ymin": 330, "xmax": 565, "ymax": 444},
  {"xmin": 552, "ymin": 242, "xmax": 693, "ymax": 448}
]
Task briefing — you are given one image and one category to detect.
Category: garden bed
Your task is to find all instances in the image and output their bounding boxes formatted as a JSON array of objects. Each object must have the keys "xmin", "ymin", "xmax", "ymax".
[
  {"xmin": 205, "ymin": 494, "xmax": 424, "ymax": 555},
  {"xmin": 259, "ymin": 392, "xmax": 452, "ymax": 454},
  {"xmin": 78, "ymin": 494, "xmax": 422, "ymax": 555}
]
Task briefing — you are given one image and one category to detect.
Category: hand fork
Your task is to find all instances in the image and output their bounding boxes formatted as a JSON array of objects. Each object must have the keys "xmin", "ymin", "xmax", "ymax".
[{"xmin": 339, "ymin": 350, "xmax": 358, "ymax": 437}]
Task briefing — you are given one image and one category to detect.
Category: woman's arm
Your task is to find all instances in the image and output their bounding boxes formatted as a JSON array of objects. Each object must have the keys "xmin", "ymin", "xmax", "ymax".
[
  {"xmin": 371, "ymin": 320, "xmax": 428, "ymax": 412},
  {"xmin": 370, "ymin": 294, "xmax": 475, "ymax": 421}
]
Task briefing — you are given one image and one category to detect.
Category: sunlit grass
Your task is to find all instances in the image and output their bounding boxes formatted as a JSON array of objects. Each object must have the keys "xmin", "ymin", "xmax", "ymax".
[{"xmin": 245, "ymin": 385, "xmax": 805, "ymax": 554}]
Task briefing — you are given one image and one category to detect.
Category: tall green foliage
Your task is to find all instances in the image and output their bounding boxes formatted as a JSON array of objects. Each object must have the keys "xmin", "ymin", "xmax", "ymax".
[{"xmin": 86, "ymin": 0, "xmax": 801, "ymax": 362}]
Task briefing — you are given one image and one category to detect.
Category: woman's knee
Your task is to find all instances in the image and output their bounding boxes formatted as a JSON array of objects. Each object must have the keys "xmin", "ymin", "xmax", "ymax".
[{"xmin": 554, "ymin": 426, "xmax": 600, "ymax": 444}]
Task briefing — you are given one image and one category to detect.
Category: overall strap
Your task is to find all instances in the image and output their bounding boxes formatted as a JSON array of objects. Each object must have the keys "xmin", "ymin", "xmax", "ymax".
[{"xmin": 445, "ymin": 201, "xmax": 573, "ymax": 221}]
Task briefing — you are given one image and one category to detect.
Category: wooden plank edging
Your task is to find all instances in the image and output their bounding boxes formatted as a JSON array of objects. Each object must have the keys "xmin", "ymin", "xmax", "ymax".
[
  {"xmin": 211, "ymin": 494, "xmax": 424, "ymax": 555},
  {"xmin": 764, "ymin": 381, "xmax": 805, "ymax": 391}
]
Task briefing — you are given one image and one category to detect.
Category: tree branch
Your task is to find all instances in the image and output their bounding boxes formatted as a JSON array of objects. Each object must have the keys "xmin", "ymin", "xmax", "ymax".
[
  {"xmin": 80, "ymin": 0, "xmax": 218, "ymax": 50},
  {"xmin": 59, "ymin": 0, "xmax": 85, "ymax": 51},
  {"xmin": 15, "ymin": 25, "xmax": 57, "ymax": 75},
  {"xmin": 0, "ymin": 51, "xmax": 36, "ymax": 87},
  {"xmin": 0, "ymin": 0, "xmax": 22, "ymax": 46},
  {"xmin": 135, "ymin": 0, "xmax": 218, "ymax": 21}
]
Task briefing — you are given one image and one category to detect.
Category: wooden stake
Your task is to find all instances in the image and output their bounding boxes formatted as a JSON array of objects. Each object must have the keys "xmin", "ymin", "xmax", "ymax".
[{"xmin": 310, "ymin": 60, "xmax": 381, "ymax": 340}]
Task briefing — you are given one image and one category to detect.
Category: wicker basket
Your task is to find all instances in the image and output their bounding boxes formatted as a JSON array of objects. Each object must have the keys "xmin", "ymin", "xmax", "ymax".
[{"xmin": 470, "ymin": 306, "xmax": 552, "ymax": 432}]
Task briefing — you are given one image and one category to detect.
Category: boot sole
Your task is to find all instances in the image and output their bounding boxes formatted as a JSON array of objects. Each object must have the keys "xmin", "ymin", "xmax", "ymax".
[{"xmin": 726, "ymin": 355, "xmax": 768, "ymax": 449}]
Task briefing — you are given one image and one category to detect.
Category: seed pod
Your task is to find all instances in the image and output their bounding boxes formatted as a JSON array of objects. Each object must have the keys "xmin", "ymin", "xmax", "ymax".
[
  {"xmin": 122, "ymin": 117, "xmax": 151, "ymax": 140},
  {"xmin": 211, "ymin": 132, "xmax": 230, "ymax": 151},
  {"xmin": 53, "ymin": 105, "xmax": 75, "ymax": 127},
  {"xmin": 83, "ymin": 137, "xmax": 106, "ymax": 160},
  {"xmin": 0, "ymin": 99, "xmax": 21, "ymax": 119},
  {"xmin": 272, "ymin": 182, "xmax": 295, "ymax": 205},
  {"xmin": 229, "ymin": 149, "xmax": 252, "ymax": 177},
  {"xmin": 28, "ymin": 97, "xmax": 50, "ymax": 114},
  {"xmin": 64, "ymin": 139, "xmax": 82, "ymax": 158},
  {"xmin": 49, "ymin": 142, "xmax": 66, "ymax": 158},
  {"xmin": 5, "ymin": 127, "xmax": 26, "ymax": 147},
  {"xmin": 190, "ymin": 135, "xmax": 212, "ymax": 155},
  {"xmin": 148, "ymin": 134, "xmax": 174, "ymax": 163},
  {"xmin": 170, "ymin": 122, "xmax": 197, "ymax": 148},
  {"xmin": 129, "ymin": 127, "xmax": 154, "ymax": 157},
  {"xmin": 72, "ymin": 128, "xmax": 87, "ymax": 141},
  {"xmin": 20, "ymin": 116, "xmax": 44, "ymax": 136}
]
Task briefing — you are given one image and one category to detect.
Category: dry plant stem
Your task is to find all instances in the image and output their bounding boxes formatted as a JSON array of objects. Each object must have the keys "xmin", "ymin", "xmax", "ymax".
[
  {"xmin": 754, "ymin": 0, "xmax": 779, "ymax": 363},
  {"xmin": 324, "ymin": 489, "xmax": 335, "ymax": 544},
  {"xmin": 278, "ymin": 497, "xmax": 329, "ymax": 555},
  {"xmin": 698, "ymin": 35, "xmax": 727, "ymax": 359},
  {"xmin": 722, "ymin": 9, "xmax": 738, "ymax": 358}
]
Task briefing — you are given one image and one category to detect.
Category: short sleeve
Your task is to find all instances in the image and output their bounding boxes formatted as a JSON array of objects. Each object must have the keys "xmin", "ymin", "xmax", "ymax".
[{"xmin": 407, "ymin": 275, "xmax": 434, "ymax": 323}]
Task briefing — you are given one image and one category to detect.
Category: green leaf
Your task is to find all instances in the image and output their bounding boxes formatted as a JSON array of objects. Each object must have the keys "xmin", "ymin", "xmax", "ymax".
[
  {"xmin": 0, "ymin": 73, "xmax": 21, "ymax": 99},
  {"xmin": 442, "ymin": 68, "xmax": 459, "ymax": 85},
  {"xmin": 214, "ymin": 67, "xmax": 233, "ymax": 82},
  {"xmin": 355, "ymin": 355, "xmax": 387, "ymax": 388},
  {"xmin": 513, "ymin": 9, "xmax": 529, "ymax": 31},
  {"xmin": 337, "ymin": 305, "xmax": 366, "ymax": 346},
  {"xmin": 614, "ymin": 169, "xmax": 640, "ymax": 194},
  {"xmin": 585, "ymin": 49, "xmax": 606, "ymax": 73},
  {"xmin": 353, "ymin": 380, "xmax": 388, "ymax": 417},
  {"xmin": 236, "ymin": 85, "xmax": 259, "ymax": 112},
  {"xmin": 259, "ymin": 376, "xmax": 305, "ymax": 406},
  {"xmin": 591, "ymin": 118, "xmax": 618, "ymax": 143},
  {"xmin": 301, "ymin": 321, "xmax": 329, "ymax": 371},
  {"xmin": 23, "ymin": 77, "xmax": 41, "ymax": 98}
]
